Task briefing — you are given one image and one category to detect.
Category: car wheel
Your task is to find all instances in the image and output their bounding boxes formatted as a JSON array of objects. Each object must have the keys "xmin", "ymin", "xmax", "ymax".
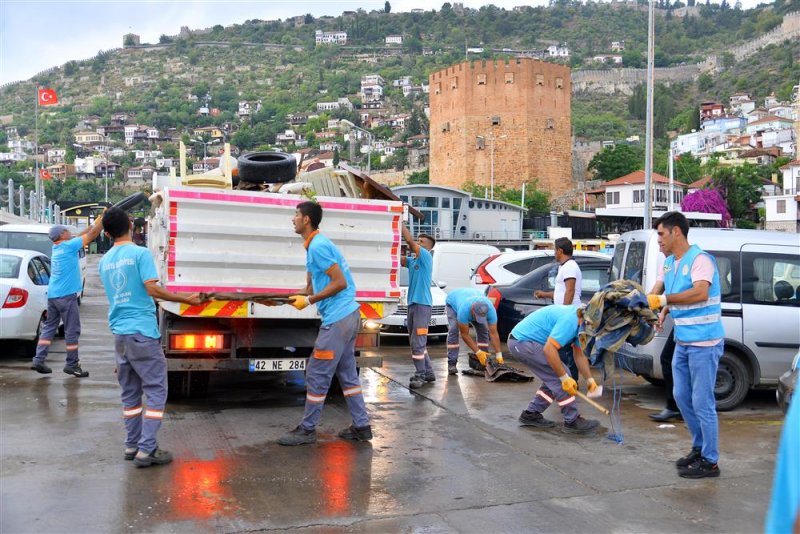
[
  {"xmin": 238, "ymin": 152, "xmax": 296, "ymax": 184},
  {"xmin": 714, "ymin": 351, "xmax": 750, "ymax": 411},
  {"xmin": 24, "ymin": 315, "xmax": 45, "ymax": 358}
]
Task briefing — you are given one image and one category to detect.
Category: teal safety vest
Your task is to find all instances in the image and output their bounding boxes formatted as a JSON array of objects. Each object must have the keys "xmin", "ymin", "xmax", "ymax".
[{"xmin": 664, "ymin": 244, "xmax": 725, "ymax": 343}]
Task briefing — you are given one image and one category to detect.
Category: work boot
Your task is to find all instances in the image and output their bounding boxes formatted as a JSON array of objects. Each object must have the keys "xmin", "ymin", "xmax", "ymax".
[
  {"xmin": 678, "ymin": 458, "xmax": 720, "ymax": 479},
  {"xmin": 649, "ymin": 408, "xmax": 682, "ymax": 422},
  {"xmin": 675, "ymin": 447, "xmax": 702, "ymax": 468},
  {"xmin": 277, "ymin": 426, "xmax": 316, "ymax": 446},
  {"xmin": 338, "ymin": 424, "xmax": 373, "ymax": 441},
  {"xmin": 31, "ymin": 362, "xmax": 52, "ymax": 374},
  {"xmin": 63, "ymin": 364, "xmax": 89, "ymax": 378},
  {"xmin": 409, "ymin": 373, "xmax": 426, "ymax": 389},
  {"xmin": 448, "ymin": 363, "xmax": 458, "ymax": 375},
  {"xmin": 562, "ymin": 416, "xmax": 600, "ymax": 434},
  {"xmin": 133, "ymin": 448, "xmax": 173, "ymax": 468},
  {"xmin": 124, "ymin": 448, "xmax": 138, "ymax": 461},
  {"xmin": 424, "ymin": 372, "xmax": 436, "ymax": 383},
  {"xmin": 518, "ymin": 410, "xmax": 556, "ymax": 428}
]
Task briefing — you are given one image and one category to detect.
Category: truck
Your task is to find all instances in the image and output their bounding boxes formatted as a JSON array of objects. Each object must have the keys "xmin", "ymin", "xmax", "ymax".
[{"xmin": 146, "ymin": 152, "xmax": 403, "ymax": 397}]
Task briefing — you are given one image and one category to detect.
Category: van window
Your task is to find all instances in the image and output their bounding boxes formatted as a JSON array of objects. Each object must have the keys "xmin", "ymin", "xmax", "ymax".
[
  {"xmin": 623, "ymin": 241, "xmax": 646, "ymax": 284},
  {"xmin": 742, "ymin": 252, "xmax": 800, "ymax": 306},
  {"xmin": 708, "ymin": 251, "xmax": 739, "ymax": 303},
  {"xmin": 582, "ymin": 265, "xmax": 611, "ymax": 293},
  {"xmin": 611, "ymin": 244, "xmax": 625, "ymax": 281}
]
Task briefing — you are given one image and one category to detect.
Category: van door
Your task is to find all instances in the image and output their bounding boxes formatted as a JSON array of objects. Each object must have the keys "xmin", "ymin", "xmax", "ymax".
[{"xmin": 740, "ymin": 244, "xmax": 800, "ymax": 382}]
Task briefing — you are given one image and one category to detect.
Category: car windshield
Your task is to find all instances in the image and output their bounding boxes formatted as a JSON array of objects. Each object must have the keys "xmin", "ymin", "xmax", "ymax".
[
  {"xmin": 0, "ymin": 232, "xmax": 53, "ymax": 257},
  {"xmin": 398, "ymin": 267, "xmax": 436, "ymax": 288},
  {"xmin": 0, "ymin": 254, "xmax": 23, "ymax": 279}
]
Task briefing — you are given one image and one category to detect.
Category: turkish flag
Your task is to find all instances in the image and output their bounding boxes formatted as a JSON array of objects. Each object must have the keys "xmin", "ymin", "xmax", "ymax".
[
  {"xmin": 38, "ymin": 88, "xmax": 58, "ymax": 106},
  {"xmin": 40, "ymin": 169, "xmax": 53, "ymax": 180}
]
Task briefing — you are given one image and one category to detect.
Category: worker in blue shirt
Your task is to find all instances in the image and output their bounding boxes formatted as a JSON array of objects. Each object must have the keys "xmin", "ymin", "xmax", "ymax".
[
  {"xmin": 401, "ymin": 222, "xmax": 436, "ymax": 389},
  {"xmin": 765, "ymin": 398, "xmax": 800, "ymax": 533},
  {"xmin": 31, "ymin": 218, "xmax": 105, "ymax": 377},
  {"xmin": 445, "ymin": 287, "xmax": 503, "ymax": 375},
  {"xmin": 278, "ymin": 201, "xmax": 372, "ymax": 446},
  {"xmin": 508, "ymin": 305, "xmax": 600, "ymax": 434}
]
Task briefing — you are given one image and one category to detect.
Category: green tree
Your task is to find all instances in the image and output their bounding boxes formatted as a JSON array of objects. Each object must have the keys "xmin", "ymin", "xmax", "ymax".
[
  {"xmin": 63, "ymin": 61, "xmax": 77, "ymax": 76},
  {"xmin": 710, "ymin": 164, "xmax": 763, "ymax": 225},
  {"xmin": 123, "ymin": 34, "xmax": 137, "ymax": 47},
  {"xmin": 407, "ymin": 169, "xmax": 429, "ymax": 184},
  {"xmin": 333, "ymin": 147, "xmax": 340, "ymax": 166},
  {"xmin": 159, "ymin": 34, "xmax": 173, "ymax": 44},
  {"xmin": 588, "ymin": 144, "xmax": 643, "ymax": 181},
  {"xmin": 385, "ymin": 1, "xmax": 391, "ymax": 13}
]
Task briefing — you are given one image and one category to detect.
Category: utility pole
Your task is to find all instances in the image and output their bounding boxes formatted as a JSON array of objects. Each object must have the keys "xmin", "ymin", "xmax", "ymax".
[{"xmin": 643, "ymin": 0, "xmax": 655, "ymax": 228}]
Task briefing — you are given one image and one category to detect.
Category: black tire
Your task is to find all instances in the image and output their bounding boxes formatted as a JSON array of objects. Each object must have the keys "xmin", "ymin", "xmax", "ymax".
[
  {"xmin": 113, "ymin": 192, "xmax": 148, "ymax": 212},
  {"xmin": 238, "ymin": 152, "xmax": 296, "ymax": 184},
  {"xmin": 715, "ymin": 351, "xmax": 750, "ymax": 411},
  {"xmin": 167, "ymin": 370, "xmax": 210, "ymax": 400},
  {"xmin": 642, "ymin": 375, "xmax": 665, "ymax": 387}
]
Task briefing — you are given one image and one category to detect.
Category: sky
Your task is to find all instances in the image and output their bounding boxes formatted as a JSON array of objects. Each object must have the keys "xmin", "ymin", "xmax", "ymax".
[{"xmin": 0, "ymin": 0, "xmax": 771, "ymax": 86}]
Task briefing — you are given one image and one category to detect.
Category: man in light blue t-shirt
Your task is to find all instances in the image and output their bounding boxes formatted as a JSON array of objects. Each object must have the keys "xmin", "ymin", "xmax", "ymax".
[
  {"xmin": 508, "ymin": 305, "xmax": 600, "ymax": 434},
  {"xmin": 444, "ymin": 287, "xmax": 503, "ymax": 375},
  {"xmin": 99, "ymin": 207, "xmax": 201, "ymax": 468},
  {"xmin": 277, "ymin": 201, "xmax": 372, "ymax": 446},
  {"xmin": 31, "ymin": 218, "xmax": 104, "ymax": 377},
  {"xmin": 401, "ymin": 222, "xmax": 436, "ymax": 390}
]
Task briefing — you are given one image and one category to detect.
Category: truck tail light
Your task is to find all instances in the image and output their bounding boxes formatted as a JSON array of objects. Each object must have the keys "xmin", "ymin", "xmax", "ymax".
[
  {"xmin": 170, "ymin": 334, "xmax": 228, "ymax": 351},
  {"xmin": 474, "ymin": 255, "xmax": 499, "ymax": 285},
  {"xmin": 486, "ymin": 287, "xmax": 503, "ymax": 310},
  {"xmin": 3, "ymin": 288, "xmax": 28, "ymax": 309}
]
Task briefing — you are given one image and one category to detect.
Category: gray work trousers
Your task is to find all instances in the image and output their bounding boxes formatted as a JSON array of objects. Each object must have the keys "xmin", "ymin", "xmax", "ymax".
[
  {"xmin": 407, "ymin": 303, "xmax": 433, "ymax": 375},
  {"xmin": 301, "ymin": 310, "xmax": 369, "ymax": 431},
  {"xmin": 508, "ymin": 337, "xmax": 579, "ymax": 423},
  {"xmin": 34, "ymin": 294, "xmax": 81, "ymax": 367},
  {"xmin": 115, "ymin": 333, "xmax": 168, "ymax": 454},
  {"xmin": 445, "ymin": 305, "xmax": 488, "ymax": 365}
]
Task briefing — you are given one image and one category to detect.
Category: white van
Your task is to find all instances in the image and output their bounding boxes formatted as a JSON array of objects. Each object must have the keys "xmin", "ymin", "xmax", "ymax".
[
  {"xmin": 0, "ymin": 223, "xmax": 88, "ymax": 302},
  {"xmin": 431, "ymin": 242, "xmax": 500, "ymax": 294},
  {"xmin": 612, "ymin": 228, "xmax": 800, "ymax": 410}
]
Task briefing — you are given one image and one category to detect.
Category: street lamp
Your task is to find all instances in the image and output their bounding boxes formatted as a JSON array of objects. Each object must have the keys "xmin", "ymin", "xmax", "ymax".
[
  {"xmin": 190, "ymin": 138, "xmax": 220, "ymax": 169},
  {"xmin": 339, "ymin": 120, "xmax": 372, "ymax": 175}
]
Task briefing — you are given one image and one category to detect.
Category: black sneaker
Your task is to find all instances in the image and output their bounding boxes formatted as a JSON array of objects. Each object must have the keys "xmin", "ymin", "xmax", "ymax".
[
  {"xmin": 424, "ymin": 372, "xmax": 436, "ymax": 383},
  {"xmin": 277, "ymin": 426, "xmax": 316, "ymax": 446},
  {"xmin": 678, "ymin": 457, "xmax": 720, "ymax": 479},
  {"xmin": 562, "ymin": 416, "xmax": 600, "ymax": 434},
  {"xmin": 63, "ymin": 364, "xmax": 89, "ymax": 378},
  {"xmin": 409, "ymin": 373, "xmax": 426, "ymax": 389},
  {"xmin": 133, "ymin": 448, "xmax": 173, "ymax": 468},
  {"xmin": 448, "ymin": 363, "xmax": 458, "ymax": 375},
  {"xmin": 518, "ymin": 410, "xmax": 556, "ymax": 428},
  {"xmin": 31, "ymin": 362, "xmax": 52, "ymax": 374},
  {"xmin": 124, "ymin": 448, "xmax": 138, "ymax": 461},
  {"xmin": 338, "ymin": 424, "xmax": 373, "ymax": 441},
  {"xmin": 675, "ymin": 447, "xmax": 702, "ymax": 468}
]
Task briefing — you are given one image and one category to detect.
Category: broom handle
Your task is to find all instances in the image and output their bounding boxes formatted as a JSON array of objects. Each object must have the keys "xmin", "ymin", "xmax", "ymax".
[{"xmin": 574, "ymin": 390, "xmax": 610, "ymax": 415}]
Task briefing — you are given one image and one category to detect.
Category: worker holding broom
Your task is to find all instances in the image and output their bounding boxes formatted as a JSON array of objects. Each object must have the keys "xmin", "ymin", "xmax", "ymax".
[{"xmin": 507, "ymin": 305, "xmax": 600, "ymax": 434}]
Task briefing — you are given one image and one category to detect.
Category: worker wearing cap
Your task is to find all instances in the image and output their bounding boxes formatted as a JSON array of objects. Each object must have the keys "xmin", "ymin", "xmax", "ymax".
[
  {"xmin": 31, "ymin": 219, "xmax": 105, "ymax": 378},
  {"xmin": 444, "ymin": 287, "xmax": 503, "ymax": 375},
  {"xmin": 507, "ymin": 305, "xmax": 600, "ymax": 434},
  {"xmin": 400, "ymin": 223, "xmax": 436, "ymax": 390}
]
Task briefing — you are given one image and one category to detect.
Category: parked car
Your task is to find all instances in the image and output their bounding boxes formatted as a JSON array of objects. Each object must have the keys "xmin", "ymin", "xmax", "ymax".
[
  {"xmin": 0, "ymin": 249, "xmax": 51, "ymax": 356},
  {"xmin": 0, "ymin": 223, "xmax": 87, "ymax": 303},
  {"xmin": 431, "ymin": 242, "xmax": 500, "ymax": 293},
  {"xmin": 472, "ymin": 250, "xmax": 610, "ymax": 286},
  {"xmin": 777, "ymin": 352, "xmax": 799, "ymax": 414},
  {"xmin": 487, "ymin": 255, "xmax": 611, "ymax": 340},
  {"xmin": 612, "ymin": 228, "xmax": 800, "ymax": 411},
  {"xmin": 377, "ymin": 267, "xmax": 448, "ymax": 339}
]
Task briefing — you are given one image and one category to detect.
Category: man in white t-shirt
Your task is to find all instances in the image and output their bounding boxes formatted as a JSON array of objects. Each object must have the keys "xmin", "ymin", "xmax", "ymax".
[{"xmin": 535, "ymin": 237, "xmax": 582, "ymax": 306}]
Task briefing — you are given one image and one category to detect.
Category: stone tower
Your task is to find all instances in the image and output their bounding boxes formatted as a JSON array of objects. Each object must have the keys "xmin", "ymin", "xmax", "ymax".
[{"xmin": 428, "ymin": 59, "xmax": 572, "ymax": 199}]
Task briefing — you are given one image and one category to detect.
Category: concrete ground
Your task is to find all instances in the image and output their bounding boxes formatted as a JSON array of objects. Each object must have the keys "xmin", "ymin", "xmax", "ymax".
[{"xmin": 0, "ymin": 256, "xmax": 785, "ymax": 533}]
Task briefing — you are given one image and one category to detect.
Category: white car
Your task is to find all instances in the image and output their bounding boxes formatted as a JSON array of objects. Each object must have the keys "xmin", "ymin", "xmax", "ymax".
[
  {"xmin": 472, "ymin": 249, "xmax": 610, "ymax": 286},
  {"xmin": 377, "ymin": 267, "xmax": 448, "ymax": 338},
  {"xmin": 0, "ymin": 249, "xmax": 51, "ymax": 356},
  {"xmin": 0, "ymin": 223, "xmax": 87, "ymax": 303}
]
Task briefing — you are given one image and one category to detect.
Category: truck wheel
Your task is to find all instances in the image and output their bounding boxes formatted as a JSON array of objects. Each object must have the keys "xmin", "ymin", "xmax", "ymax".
[
  {"xmin": 238, "ymin": 152, "xmax": 296, "ymax": 183},
  {"xmin": 168, "ymin": 371, "xmax": 210, "ymax": 400},
  {"xmin": 715, "ymin": 351, "xmax": 750, "ymax": 411}
]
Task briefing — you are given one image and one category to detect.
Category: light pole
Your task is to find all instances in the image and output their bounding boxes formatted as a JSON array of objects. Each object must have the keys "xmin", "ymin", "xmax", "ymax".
[
  {"xmin": 340, "ymin": 120, "xmax": 372, "ymax": 175},
  {"xmin": 191, "ymin": 138, "xmax": 219, "ymax": 170}
]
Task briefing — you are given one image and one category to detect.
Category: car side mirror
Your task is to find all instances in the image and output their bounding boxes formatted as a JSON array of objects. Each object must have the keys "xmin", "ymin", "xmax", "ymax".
[{"xmin": 437, "ymin": 281, "xmax": 447, "ymax": 289}]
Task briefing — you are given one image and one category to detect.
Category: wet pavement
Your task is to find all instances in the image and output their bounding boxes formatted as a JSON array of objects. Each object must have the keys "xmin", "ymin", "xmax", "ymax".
[{"xmin": 0, "ymin": 256, "xmax": 785, "ymax": 533}]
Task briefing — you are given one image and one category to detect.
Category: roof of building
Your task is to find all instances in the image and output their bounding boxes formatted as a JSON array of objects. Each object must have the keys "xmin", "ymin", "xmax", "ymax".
[
  {"xmin": 604, "ymin": 170, "xmax": 671, "ymax": 186},
  {"xmin": 779, "ymin": 159, "xmax": 800, "ymax": 170},
  {"xmin": 747, "ymin": 115, "xmax": 794, "ymax": 127},
  {"xmin": 688, "ymin": 176, "xmax": 712, "ymax": 189},
  {"xmin": 740, "ymin": 147, "xmax": 782, "ymax": 158}
]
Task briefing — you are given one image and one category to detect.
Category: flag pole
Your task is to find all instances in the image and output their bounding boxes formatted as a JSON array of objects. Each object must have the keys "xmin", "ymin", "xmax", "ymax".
[{"xmin": 35, "ymin": 86, "xmax": 41, "ymax": 222}]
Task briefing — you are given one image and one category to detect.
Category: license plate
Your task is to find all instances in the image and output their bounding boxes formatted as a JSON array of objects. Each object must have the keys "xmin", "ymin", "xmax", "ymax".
[{"xmin": 249, "ymin": 359, "xmax": 307, "ymax": 372}]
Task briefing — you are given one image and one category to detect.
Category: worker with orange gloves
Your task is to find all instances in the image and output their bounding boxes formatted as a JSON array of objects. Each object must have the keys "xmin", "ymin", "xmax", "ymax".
[
  {"xmin": 507, "ymin": 304, "xmax": 600, "ymax": 434},
  {"xmin": 444, "ymin": 288, "xmax": 503, "ymax": 375},
  {"xmin": 277, "ymin": 201, "xmax": 372, "ymax": 446}
]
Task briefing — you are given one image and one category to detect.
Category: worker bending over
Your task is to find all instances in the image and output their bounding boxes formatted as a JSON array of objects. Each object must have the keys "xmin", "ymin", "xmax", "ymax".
[{"xmin": 445, "ymin": 288, "xmax": 503, "ymax": 375}]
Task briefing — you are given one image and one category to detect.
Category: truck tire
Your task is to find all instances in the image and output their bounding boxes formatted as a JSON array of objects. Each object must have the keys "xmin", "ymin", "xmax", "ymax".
[
  {"xmin": 714, "ymin": 351, "xmax": 750, "ymax": 411},
  {"xmin": 238, "ymin": 152, "xmax": 296, "ymax": 184},
  {"xmin": 113, "ymin": 192, "xmax": 148, "ymax": 212},
  {"xmin": 167, "ymin": 371, "xmax": 210, "ymax": 400}
]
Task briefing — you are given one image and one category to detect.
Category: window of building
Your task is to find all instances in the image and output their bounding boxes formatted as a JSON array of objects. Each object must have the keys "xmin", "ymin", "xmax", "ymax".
[
  {"xmin": 555, "ymin": 77, "xmax": 564, "ymax": 89},
  {"xmin": 451, "ymin": 77, "xmax": 458, "ymax": 89},
  {"xmin": 411, "ymin": 196, "xmax": 438, "ymax": 208},
  {"xmin": 434, "ymin": 82, "xmax": 441, "ymax": 94},
  {"xmin": 546, "ymin": 118, "xmax": 555, "ymax": 129},
  {"xmin": 477, "ymin": 74, "xmax": 487, "ymax": 85},
  {"xmin": 505, "ymin": 73, "xmax": 514, "ymax": 84},
  {"xmin": 777, "ymin": 199, "xmax": 786, "ymax": 213},
  {"xmin": 468, "ymin": 201, "xmax": 474, "ymax": 208},
  {"xmin": 536, "ymin": 74, "xmax": 544, "ymax": 86},
  {"xmin": 442, "ymin": 122, "xmax": 450, "ymax": 132},
  {"xmin": 442, "ymin": 198, "xmax": 451, "ymax": 209},
  {"xmin": 491, "ymin": 116, "xmax": 500, "ymax": 126},
  {"xmin": 452, "ymin": 198, "xmax": 462, "ymax": 212},
  {"xmin": 606, "ymin": 192, "xmax": 614, "ymax": 205},
  {"xmin": 476, "ymin": 136, "xmax": 485, "ymax": 150}
]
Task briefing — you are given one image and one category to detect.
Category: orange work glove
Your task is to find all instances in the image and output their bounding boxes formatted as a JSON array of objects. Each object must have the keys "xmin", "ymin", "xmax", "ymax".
[{"xmin": 288, "ymin": 295, "xmax": 311, "ymax": 311}]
